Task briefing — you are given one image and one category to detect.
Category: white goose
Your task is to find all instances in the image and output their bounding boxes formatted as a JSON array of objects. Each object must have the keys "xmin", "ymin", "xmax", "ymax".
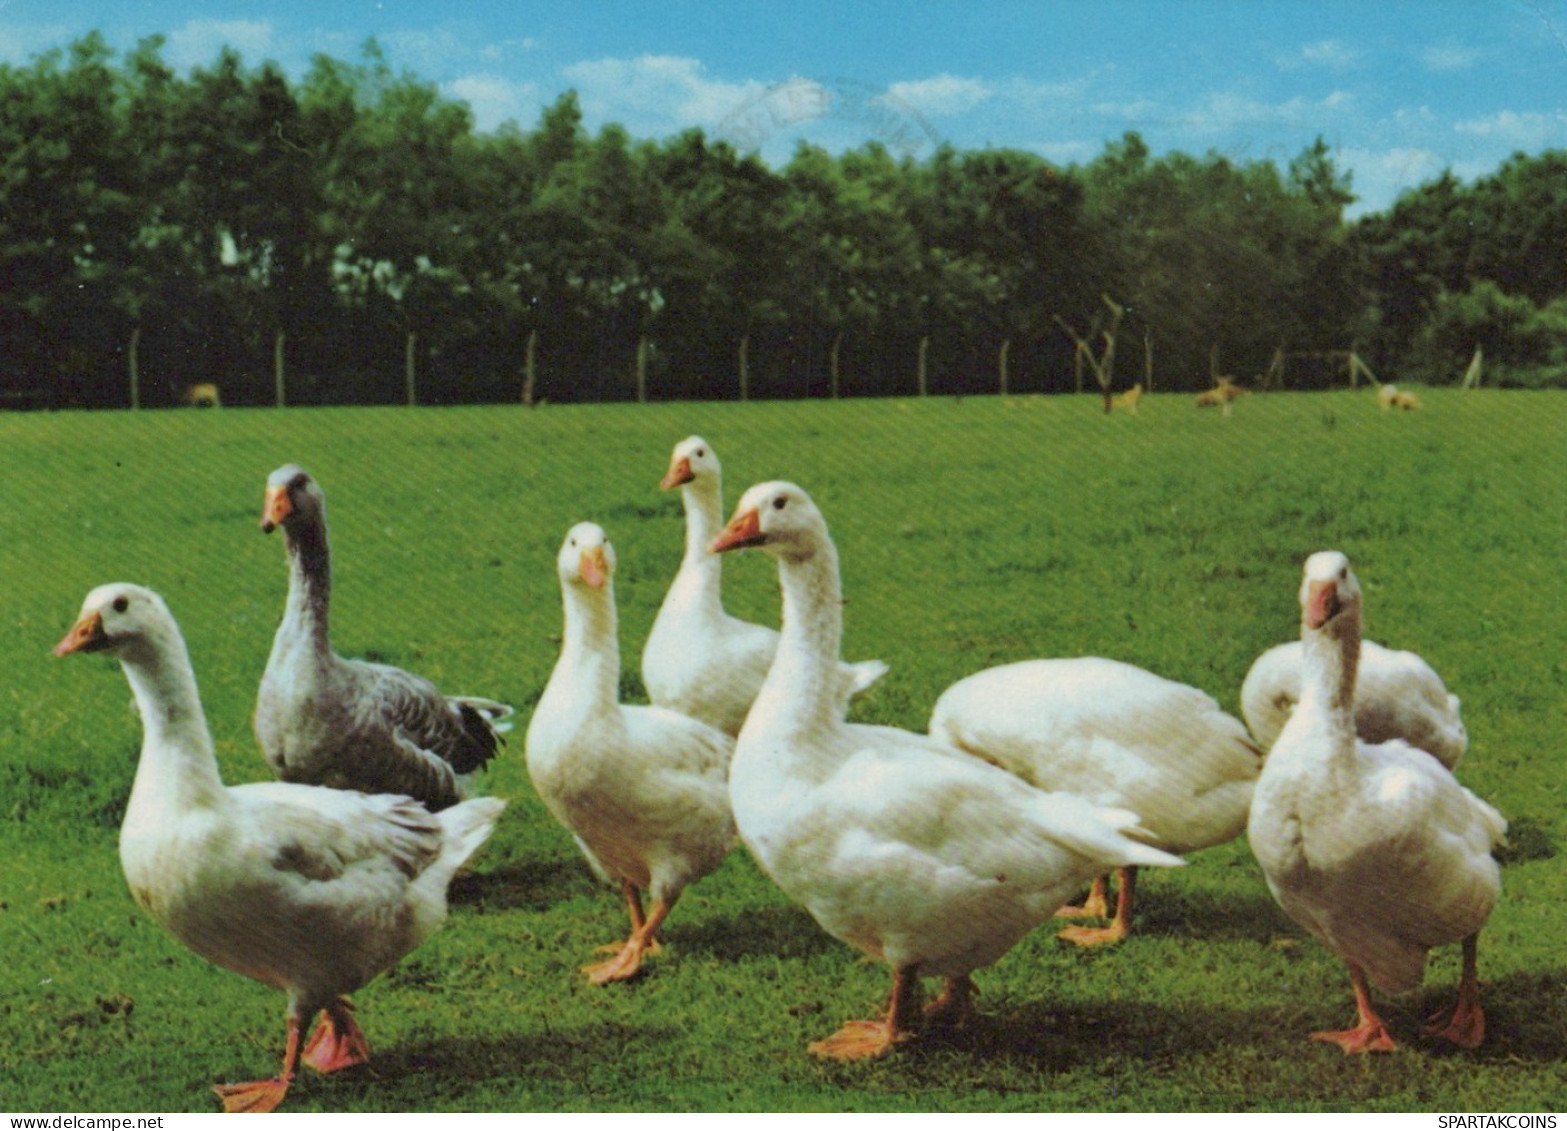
[
  {"xmin": 711, "ymin": 482, "xmax": 1184, "ymax": 1059},
  {"xmin": 1247, "ymin": 552, "xmax": 1505, "ymax": 1054},
  {"xmin": 55, "ymin": 584, "xmax": 504, "ymax": 1113},
  {"xmin": 256, "ymin": 464, "xmax": 512, "ymax": 810},
  {"xmin": 1242, "ymin": 637, "xmax": 1466, "ymax": 769},
  {"xmin": 931, "ymin": 657, "xmax": 1261, "ymax": 946},
  {"xmin": 526, "ymin": 522, "xmax": 736, "ymax": 984},
  {"xmin": 641, "ymin": 435, "xmax": 886, "ymax": 735}
]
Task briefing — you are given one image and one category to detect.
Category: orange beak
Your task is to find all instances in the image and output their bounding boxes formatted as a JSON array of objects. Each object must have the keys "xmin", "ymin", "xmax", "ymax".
[
  {"xmin": 660, "ymin": 456, "xmax": 694, "ymax": 490},
  {"xmin": 710, "ymin": 508, "xmax": 763, "ymax": 554},
  {"xmin": 260, "ymin": 485, "xmax": 293, "ymax": 533},
  {"xmin": 54, "ymin": 610, "xmax": 108, "ymax": 656},
  {"xmin": 1304, "ymin": 580, "xmax": 1341, "ymax": 630},
  {"xmin": 580, "ymin": 545, "xmax": 609, "ymax": 589}
]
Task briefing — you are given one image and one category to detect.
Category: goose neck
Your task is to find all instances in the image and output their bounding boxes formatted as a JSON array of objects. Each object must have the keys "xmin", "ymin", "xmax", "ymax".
[
  {"xmin": 120, "ymin": 636, "xmax": 226, "ymax": 813},
  {"xmin": 763, "ymin": 542, "xmax": 846, "ymax": 728},
  {"xmin": 280, "ymin": 519, "xmax": 332, "ymax": 651},
  {"xmin": 674, "ymin": 480, "xmax": 726, "ymax": 605},
  {"xmin": 1289, "ymin": 612, "xmax": 1363, "ymax": 759},
  {"xmin": 554, "ymin": 581, "xmax": 621, "ymax": 708}
]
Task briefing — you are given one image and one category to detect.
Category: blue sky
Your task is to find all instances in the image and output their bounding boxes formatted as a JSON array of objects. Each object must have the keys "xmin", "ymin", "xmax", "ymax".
[{"xmin": 3, "ymin": 1, "xmax": 1565, "ymax": 216}]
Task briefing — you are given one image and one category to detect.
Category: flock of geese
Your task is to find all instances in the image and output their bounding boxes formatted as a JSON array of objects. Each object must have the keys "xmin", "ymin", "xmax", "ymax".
[{"xmin": 54, "ymin": 437, "xmax": 1505, "ymax": 1111}]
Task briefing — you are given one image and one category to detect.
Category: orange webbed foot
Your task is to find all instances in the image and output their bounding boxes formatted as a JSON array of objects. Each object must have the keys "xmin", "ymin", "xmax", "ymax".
[
  {"xmin": 1057, "ymin": 919, "xmax": 1129, "ymax": 947},
  {"xmin": 1312, "ymin": 1021, "xmax": 1397, "ymax": 1054},
  {"xmin": 922, "ymin": 977, "xmax": 978, "ymax": 1033},
  {"xmin": 583, "ymin": 938, "xmax": 654, "ymax": 985},
  {"xmin": 1424, "ymin": 1001, "xmax": 1485, "ymax": 1049},
  {"xmin": 213, "ymin": 1076, "xmax": 291, "ymax": 1114},
  {"xmin": 302, "ymin": 1000, "xmax": 371, "ymax": 1074},
  {"xmin": 808, "ymin": 1019, "xmax": 913, "ymax": 1061}
]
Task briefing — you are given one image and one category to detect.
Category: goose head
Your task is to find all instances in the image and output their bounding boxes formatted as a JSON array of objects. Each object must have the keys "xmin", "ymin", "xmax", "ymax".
[
  {"xmin": 661, "ymin": 435, "xmax": 720, "ymax": 491},
  {"xmin": 260, "ymin": 464, "xmax": 325, "ymax": 535},
  {"xmin": 559, "ymin": 522, "xmax": 616, "ymax": 591},
  {"xmin": 54, "ymin": 583, "xmax": 175, "ymax": 663},
  {"xmin": 1300, "ymin": 550, "xmax": 1362, "ymax": 636},
  {"xmin": 710, "ymin": 481, "xmax": 825, "ymax": 564}
]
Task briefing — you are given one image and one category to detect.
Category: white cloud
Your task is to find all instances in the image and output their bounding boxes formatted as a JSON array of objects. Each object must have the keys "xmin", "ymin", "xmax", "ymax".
[
  {"xmin": 884, "ymin": 74, "xmax": 992, "ymax": 117},
  {"xmin": 562, "ymin": 54, "xmax": 763, "ymax": 131},
  {"xmin": 480, "ymin": 37, "xmax": 539, "ymax": 62},
  {"xmin": 1336, "ymin": 145, "xmax": 1447, "ymax": 216},
  {"xmin": 447, "ymin": 74, "xmax": 541, "ymax": 132},
  {"xmin": 1421, "ymin": 44, "xmax": 1481, "ymax": 71},
  {"xmin": 0, "ymin": 22, "xmax": 76, "ymax": 64},
  {"xmin": 1180, "ymin": 91, "xmax": 1348, "ymax": 134},
  {"xmin": 1453, "ymin": 109, "xmax": 1567, "ymax": 145},
  {"xmin": 165, "ymin": 19, "xmax": 275, "ymax": 71},
  {"xmin": 1279, "ymin": 39, "xmax": 1361, "ymax": 70}
]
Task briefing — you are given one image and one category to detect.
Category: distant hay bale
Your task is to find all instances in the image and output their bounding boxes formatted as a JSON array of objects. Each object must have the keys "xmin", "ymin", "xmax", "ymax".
[
  {"xmin": 1112, "ymin": 383, "xmax": 1143, "ymax": 415},
  {"xmin": 186, "ymin": 383, "xmax": 221, "ymax": 408},
  {"xmin": 1195, "ymin": 377, "xmax": 1249, "ymax": 411},
  {"xmin": 1378, "ymin": 383, "xmax": 1421, "ymax": 411}
]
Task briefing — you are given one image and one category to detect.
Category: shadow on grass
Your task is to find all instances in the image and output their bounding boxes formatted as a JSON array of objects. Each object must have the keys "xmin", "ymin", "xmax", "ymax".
[
  {"xmin": 348, "ymin": 1019, "xmax": 684, "ymax": 1093},
  {"xmin": 449, "ymin": 857, "xmax": 597, "ymax": 912},
  {"xmin": 1062, "ymin": 879, "xmax": 1297, "ymax": 946},
  {"xmin": 676, "ymin": 904, "xmax": 844, "ymax": 962},
  {"xmin": 1419, "ymin": 966, "xmax": 1567, "ymax": 1064}
]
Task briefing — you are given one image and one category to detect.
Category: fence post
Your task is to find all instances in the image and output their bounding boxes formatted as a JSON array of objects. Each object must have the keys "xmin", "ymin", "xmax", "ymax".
[
  {"xmin": 917, "ymin": 335, "xmax": 929, "ymax": 396},
  {"xmin": 405, "ymin": 331, "xmax": 417, "ymax": 406},
  {"xmin": 274, "ymin": 329, "xmax": 286, "ymax": 407},
  {"xmin": 522, "ymin": 328, "xmax": 537, "ymax": 405},
  {"xmin": 128, "ymin": 327, "xmax": 141, "ymax": 411},
  {"xmin": 998, "ymin": 338, "xmax": 1011, "ymax": 396}
]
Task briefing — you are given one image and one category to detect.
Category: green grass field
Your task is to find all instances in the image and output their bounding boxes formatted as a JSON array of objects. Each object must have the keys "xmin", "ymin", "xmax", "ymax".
[{"xmin": 2, "ymin": 388, "xmax": 1563, "ymax": 1112}]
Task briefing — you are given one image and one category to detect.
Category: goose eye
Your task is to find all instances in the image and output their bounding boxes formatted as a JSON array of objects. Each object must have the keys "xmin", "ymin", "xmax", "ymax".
[
  {"xmin": 772, "ymin": 496, "xmax": 787, "ymax": 511},
  {"xmin": 112, "ymin": 596, "xmax": 129, "ymax": 613}
]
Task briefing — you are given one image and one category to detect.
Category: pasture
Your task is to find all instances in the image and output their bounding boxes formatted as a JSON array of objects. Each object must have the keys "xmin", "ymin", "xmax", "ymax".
[{"xmin": 1, "ymin": 388, "xmax": 1562, "ymax": 1112}]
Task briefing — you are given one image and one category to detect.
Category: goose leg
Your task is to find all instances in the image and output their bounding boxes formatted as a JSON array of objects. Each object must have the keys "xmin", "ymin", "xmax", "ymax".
[
  {"xmin": 213, "ymin": 1014, "xmax": 302, "ymax": 1113},
  {"xmin": 302, "ymin": 997, "xmax": 371, "ymax": 1074},
  {"xmin": 1059, "ymin": 867, "xmax": 1135, "ymax": 946},
  {"xmin": 924, "ymin": 975, "xmax": 979, "ymax": 1031},
  {"xmin": 1423, "ymin": 933, "xmax": 1486, "ymax": 1048},
  {"xmin": 1313, "ymin": 962, "xmax": 1396, "ymax": 1054},
  {"xmin": 809, "ymin": 965, "xmax": 921, "ymax": 1060},
  {"xmin": 1056, "ymin": 873, "xmax": 1110, "ymax": 920},
  {"xmin": 584, "ymin": 895, "xmax": 672, "ymax": 985}
]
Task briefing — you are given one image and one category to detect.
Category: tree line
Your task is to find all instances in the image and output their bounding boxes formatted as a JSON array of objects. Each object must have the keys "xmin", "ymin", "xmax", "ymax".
[{"xmin": 3, "ymin": 34, "xmax": 1564, "ymax": 410}]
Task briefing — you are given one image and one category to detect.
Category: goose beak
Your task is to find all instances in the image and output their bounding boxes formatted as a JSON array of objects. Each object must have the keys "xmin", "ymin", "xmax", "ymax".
[
  {"xmin": 711, "ymin": 508, "xmax": 763, "ymax": 553},
  {"xmin": 580, "ymin": 545, "xmax": 609, "ymax": 589},
  {"xmin": 660, "ymin": 456, "xmax": 694, "ymax": 490},
  {"xmin": 1304, "ymin": 580, "xmax": 1341, "ymax": 630},
  {"xmin": 54, "ymin": 611, "xmax": 108, "ymax": 656},
  {"xmin": 260, "ymin": 485, "xmax": 293, "ymax": 533}
]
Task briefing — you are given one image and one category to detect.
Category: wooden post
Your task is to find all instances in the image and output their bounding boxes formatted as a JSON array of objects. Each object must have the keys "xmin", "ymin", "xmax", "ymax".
[
  {"xmin": 998, "ymin": 338, "xmax": 1011, "ymax": 396},
  {"xmin": 275, "ymin": 329, "xmax": 286, "ymax": 407},
  {"xmin": 635, "ymin": 335, "xmax": 649, "ymax": 404},
  {"xmin": 1073, "ymin": 341, "xmax": 1084, "ymax": 394},
  {"xmin": 522, "ymin": 328, "xmax": 537, "ymax": 405},
  {"xmin": 404, "ymin": 331, "xmax": 417, "ymax": 406},
  {"xmin": 829, "ymin": 331, "xmax": 843, "ymax": 400},
  {"xmin": 128, "ymin": 327, "xmax": 141, "ymax": 411},
  {"xmin": 917, "ymin": 335, "xmax": 930, "ymax": 397},
  {"xmin": 1461, "ymin": 344, "xmax": 1483, "ymax": 389},
  {"xmin": 738, "ymin": 333, "xmax": 750, "ymax": 401},
  {"xmin": 1143, "ymin": 332, "xmax": 1153, "ymax": 392}
]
